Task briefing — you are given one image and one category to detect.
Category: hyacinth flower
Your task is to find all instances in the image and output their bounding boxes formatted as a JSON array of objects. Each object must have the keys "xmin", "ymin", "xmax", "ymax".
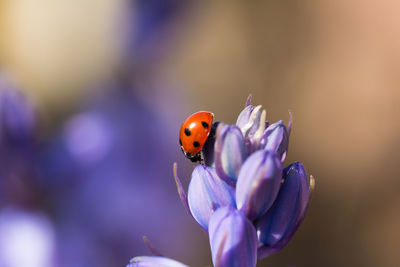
[
  {"xmin": 187, "ymin": 165, "xmax": 236, "ymax": 230},
  {"xmin": 208, "ymin": 206, "xmax": 258, "ymax": 267},
  {"xmin": 130, "ymin": 94, "xmax": 315, "ymax": 267},
  {"xmin": 256, "ymin": 162, "xmax": 314, "ymax": 258}
]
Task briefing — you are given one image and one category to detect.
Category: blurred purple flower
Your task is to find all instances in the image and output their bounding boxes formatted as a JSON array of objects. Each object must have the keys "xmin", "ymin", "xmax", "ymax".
[
  {"xmin": 0, "ymin": 76, "xmax": 36, "ymax": 146},
  {"xmin": 63, "ymin": 112, "xmax": 113, "ymax": 165},
  {"xmin": 127, "ymin": 256, "xmax": 189, "ymax": 267},
  {"xmin": 0, "ymin": 1, "xmax": 201, "ymax": 265},
  {"xmin": 0, "ymin": 208, "xmax": 56, "ymax": 267},
  {"xmin": 126, "ymin": 0, "xmax": 192, "ymax": 65},
  {"xmin": 0, "ymin": 76, "xmax": 43, "ymax": 208},
  {"xmin": 208, "ymin": 206, "xmax": 257, "ymax": 267},
  {"xmin": 41, "ymin": 87, "xmax": 193, "ymax": 267}
]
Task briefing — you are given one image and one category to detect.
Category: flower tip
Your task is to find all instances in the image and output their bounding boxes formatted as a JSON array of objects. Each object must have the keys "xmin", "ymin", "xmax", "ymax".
[
  {"xmin": 245, "ymin": 93, "xmax": 253, "ymax": 107},
  {"xmin": 253, "ymin": 109, "xmax": 266, "ymax": 140},
  {"xmin": 143, "ymin": 236, "xmax": 163, "ymax": 256},
  {"xmin": 143, "ymin": 235, "xmax": 162, "ymax": 256},
  {"xmin": 172, "ymin": 162, "xmax": 192, "ymax": 219},
  {"xmin": 172, "ymin": 162, "xmax": 180, "ymax": 191},
  {"xmin": 173, "ymin": 162, "xmax": 177, "ymax": 173},
  {"xmin": 309, "ymin": 175, "xmax": 315, "ymax": 194},
  {"xmin": 288, "ymin": 110, "xmax": 293, "ymax": 135}
]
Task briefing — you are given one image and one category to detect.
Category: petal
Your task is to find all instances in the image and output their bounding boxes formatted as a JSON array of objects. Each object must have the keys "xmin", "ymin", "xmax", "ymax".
[
  {"xmin": 236, "ymin": 105, "xmax": 254, "ymax": 131},
  {"xmin": 236, "ymin": 150, "xmax": 283, "ymax": 220},
  {"xmin": 236, "ymin": 105, "xmax": 262, "ymax": 138},
  {"xmin": 256, "ymin": 162, "xmax": 312, "ymax": 259},
  {"xmin": 172, "ymin": 163, "xmax": 192, "ymax": 221},
  {"xmin": 214, "ymin": 124, "xmax": 247, "ymax": 184},
  {"xmin": 209, "ymin": 206, "xmax": 257, "ymax": 267},
  {"xmin": 245, "ymin": 93, "xmax": 252, "ymax": 107},
  {"xmin": 260, "ymin": 120, "xmax": 289, "ymax": 162},
  {"xmin": 202, "ymin": 122, "xmax": 220, "ymax": 167},
  {"xmin": 188, "ymin": 165, "xmax": 236, "ymax": 230},
  {"xmin": 128, "ymin": 256, "xmax": 189, "ymax": 267}
]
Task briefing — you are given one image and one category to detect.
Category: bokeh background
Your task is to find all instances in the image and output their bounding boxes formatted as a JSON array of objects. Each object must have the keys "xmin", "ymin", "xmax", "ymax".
[{"xmin": 0, "ymin": 1, "xmax": 399, "ymax": 266}]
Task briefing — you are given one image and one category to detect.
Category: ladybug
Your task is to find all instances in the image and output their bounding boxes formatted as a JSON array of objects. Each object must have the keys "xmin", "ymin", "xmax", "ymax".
[{"xmin": 179, "ymin": 111, "xmax": 214, "ymax": 162}]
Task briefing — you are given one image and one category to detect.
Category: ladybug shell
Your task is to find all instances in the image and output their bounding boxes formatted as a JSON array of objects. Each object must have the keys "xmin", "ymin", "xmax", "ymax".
[{"xmin": 179, "ymin": 111, "xmax": 214, "ymax": 156}]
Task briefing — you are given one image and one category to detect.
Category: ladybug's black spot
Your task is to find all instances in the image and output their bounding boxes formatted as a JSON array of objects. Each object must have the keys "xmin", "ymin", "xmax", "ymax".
[
  {"xmin": 184, "ymin": 128, "xmax": 191, "ymax": 136},
  {"xmin": 201, "ymin": 121, "xmax": 209, "ymax": 129},
  {"xmin": 193, "ymin": 141, "xmax": 200, "ymax": 147},
  {"xmin": 179, "ymin": 139, "xmax": 182, "ymax": 146}
]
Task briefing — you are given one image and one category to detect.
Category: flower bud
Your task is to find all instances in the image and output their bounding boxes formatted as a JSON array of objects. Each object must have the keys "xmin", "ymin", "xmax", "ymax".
[
  {"xmin": 236, "ymin": 105, "xmax": 263, "ymax": 138},
  {"xmin": 127, "ymin": 256, "xmax": 189, "ymax": 267},
  {"xmin": 256, "ymin": 162, "xmax": 309, "ymax": 248},
  {"xmin": 236, "ymin": 150, "xmax": 283, "ymax": 220},
  {"xmin": 209, "ymin": 206, "xmax": 257, "ymax": 267},
  {"xmin": 202, "ymin": 121, "xmax": 220, "ymax": 167},
  {"xmin": 260, "ymin": 120, "xmax": 289, "ymax": 162},
  {"xmin": 188, "ymin": 165, "xmax": 236, "ymax": 230},
  {"xmin": 214, "ymin": 124, "xmax": 247, "ymax": 184}
]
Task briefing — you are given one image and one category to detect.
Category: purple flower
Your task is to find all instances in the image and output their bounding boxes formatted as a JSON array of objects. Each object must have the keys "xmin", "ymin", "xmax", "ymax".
[
  {"xmin": 209, "ymin": 206, "xmax": 258, "ymax": 267},
  {"xmin": 236, "ymin": 104, "xmax": 262, "ymax": 138},
  {"xmin": 235, "ymin": 95, "xmax": 268, "ymax": 153},
  {"xmin": 0, "ymin": 76, "xmax": 41, "ymax": 207},
  {"xmin": 158, "ymin": 95, "xmax": 314, "ymax": 266},
  {"xmin": 188, "ymin": 165, "xmax": 236, "ymax": 230},
  {"xmin": 0, "ymin": 77, "xmax": 35, "ymax": 145},
  {"xmin": 63, "ymin": 112, "xmax": 113, "ymax": 165},
  {"xmin": 127, "ymin": 256, "xmax": 189, "ymax": 267},
  {"xmin": 236, "ymin": 150, "xmax": 283, "ymax": 220},
  {"xmin": 256, "ymin": 162, "xmax": 313, "ymax": 258},
  {"xmin": 214, "ymin": 124, "xmax": 247, "ymax": 184},
  {"xmin": 260, "ymin": 120, "xmax": 289, "ymax": 162},
  {"xmin": 127, "ymin": 0, "xmax": 192, "ymax": 65}
]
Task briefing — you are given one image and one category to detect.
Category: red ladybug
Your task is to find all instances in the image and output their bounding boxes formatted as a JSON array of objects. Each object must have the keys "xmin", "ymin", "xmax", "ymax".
[{"xmin": 179, "ymin": 111, "xmax": 214, "ymax": 162}]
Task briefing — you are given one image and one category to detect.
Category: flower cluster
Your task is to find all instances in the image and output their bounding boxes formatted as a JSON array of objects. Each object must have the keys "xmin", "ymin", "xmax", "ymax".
[{"xmin": 128, "ymin": 95, "xmax": 314, "ymax": 267}]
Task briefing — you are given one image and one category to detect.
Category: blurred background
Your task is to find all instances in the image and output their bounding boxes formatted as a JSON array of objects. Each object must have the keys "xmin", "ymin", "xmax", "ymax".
[{"xmin": 0, "ymin": 0, "xmax": 399, "ymax": 266}]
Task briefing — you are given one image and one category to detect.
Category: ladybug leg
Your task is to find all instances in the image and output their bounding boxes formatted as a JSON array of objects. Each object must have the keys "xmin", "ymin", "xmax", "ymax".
[
  {"xmin": 199, "ymin": 151, "xmax": 205, "ymax": 165},
  {"xmin": 190, "ymin": 153, "xmax": 202, "ymax": 163},
  {"xmin": 184, "ymin": 150, "xmax": 202, "ymax": 163}
]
